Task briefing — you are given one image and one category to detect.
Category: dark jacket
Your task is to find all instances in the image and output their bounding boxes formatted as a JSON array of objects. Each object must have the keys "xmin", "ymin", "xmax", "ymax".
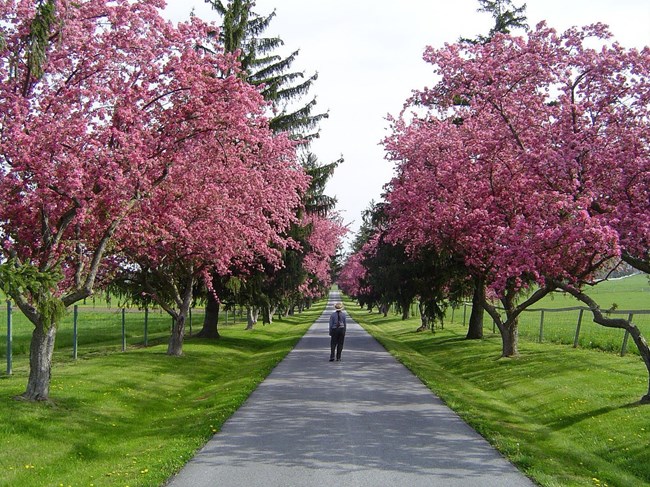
[{"xmin": 329, "ymin": 310, "xmax": 347, "ymax": 335}]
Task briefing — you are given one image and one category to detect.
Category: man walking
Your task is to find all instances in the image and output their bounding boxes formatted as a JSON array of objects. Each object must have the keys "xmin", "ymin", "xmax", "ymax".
[{"xmin": 328, "ymin": 302, "xmax": 347, "ymax": 361}]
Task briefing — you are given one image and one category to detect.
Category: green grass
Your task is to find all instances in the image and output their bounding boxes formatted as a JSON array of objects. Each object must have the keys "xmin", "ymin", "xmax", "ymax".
[
  {"xmin": 444, "ymin": 273, "xmax": 650, "ymax": 355},
  {"xmin": 0, "ymin": 303, "xmax": 247, "ymax": 360},
  {"xmin": 346, "ymin": 297, "xmax": 650, "ymax": 487},
  {"xmin": 536, "ymin": 274, "xmax": 650, "ymax": 311},
  {"xmin": 0, "ymin": 301, "xmax": 323, "ymax": 487}
]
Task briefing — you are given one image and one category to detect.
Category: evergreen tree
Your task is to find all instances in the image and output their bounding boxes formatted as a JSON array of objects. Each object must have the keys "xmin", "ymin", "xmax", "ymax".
[
  {"xmin": 195, "ymin": 1, "xmax": 338, "ymax": 335},
  {"xmin": 462, "ymin": 0, "xmax": 528, "ymax": 44},
  {"xmin": 205, "ymin": 0, "xmax": 328, "ymax": 142}
]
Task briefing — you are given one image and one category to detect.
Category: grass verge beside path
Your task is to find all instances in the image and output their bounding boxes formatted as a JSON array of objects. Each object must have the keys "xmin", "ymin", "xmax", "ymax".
[
  {"xmin": 344, "ymin": 298, "xmax": 649, "ymax": 487},
  {"xmin": 0, "ymin": 301, "xmax": 323, "ymax": 487}
]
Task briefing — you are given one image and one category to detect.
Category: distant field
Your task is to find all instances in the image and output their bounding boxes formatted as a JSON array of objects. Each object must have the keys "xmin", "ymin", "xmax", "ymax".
[
  {"xmin": 445, "ymin": 273, "xmax": 650, "ymax": 355},
  {"xmin": 2, "ymin": 274, "xmax": 649, "ymax": 360},
  {"xmin": 533, "ymin": 273, "xmax": 650, "ymax": 310},
  {"xmin": 0, "ymin": 299, "xmax": 248, "ymax": 365}
]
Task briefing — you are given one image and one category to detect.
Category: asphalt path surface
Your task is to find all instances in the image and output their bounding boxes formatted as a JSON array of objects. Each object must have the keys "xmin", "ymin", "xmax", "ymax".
[{"xmin": 165, "ymin": 292, "xmax": 535, "ymax": 487}]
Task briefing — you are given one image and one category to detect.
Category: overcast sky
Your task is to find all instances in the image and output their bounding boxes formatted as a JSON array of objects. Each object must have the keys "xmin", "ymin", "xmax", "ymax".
[{"xmin": 163, "ymin": 0, "xmax": 650, "ymax": 251}]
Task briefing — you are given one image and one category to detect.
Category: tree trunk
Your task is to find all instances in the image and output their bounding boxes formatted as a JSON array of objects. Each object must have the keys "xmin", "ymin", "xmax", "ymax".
[
  {"xmin": 482, "ymin": 285, "xmax": 552, "ymax": 359},
  {"xmin": 401, "ymin": 307, "xmax": 409, "ymax": 320},
  {"xmin": 196, "ymin": 292, "xmax": 220, "ymax": 339},
  {"xmin": 166, "ymin": 277, "xmax": 194, "ymax": 356},
  {"xmin": 499, "ymin": 321, "xmax": 519, "ymax": 357},
  {"xmin": 262, "ymin": 304, "xmax": 272, "ymax": 325},
  {"xmin": 245, "ymin": 306, "xmax": 258, "ymax": 330},
  {"xmin": 22, "ymin": 321, "xmax": 57, "ymax": 401},
  {"xmin": 167, "ymin": 312, "xmax": 186, "ymax": 356},
  {"xmin": 466, "ymin": 280, "xmax": 485, "ymax": 339},
  {"xmin": 417, "ymin": 301, "xmax": 429, "ymax": 332}
]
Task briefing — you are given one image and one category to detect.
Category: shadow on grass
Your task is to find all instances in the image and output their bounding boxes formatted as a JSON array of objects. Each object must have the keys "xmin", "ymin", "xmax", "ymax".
[{"xmin": 548, "ymin": 401, "xmax": 644, "ymax": 431}]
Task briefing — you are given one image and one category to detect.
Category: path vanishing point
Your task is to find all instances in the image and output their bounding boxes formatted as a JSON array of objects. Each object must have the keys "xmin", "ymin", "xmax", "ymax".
[{"xmin": 166, "ymin": 291, "xmax": 536, "ymax": 487}]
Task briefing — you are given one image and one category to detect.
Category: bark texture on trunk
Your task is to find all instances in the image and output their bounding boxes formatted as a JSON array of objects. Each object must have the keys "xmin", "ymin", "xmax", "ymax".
[
  {"xmin": 466, "ymin": 281, "xmax": 484, "ymax": 340},
  {"xmin": 166, "ymin": 276, "xmax": 194, "ymax": 356},
  {"xmin": 167, "ymin": 313, "xmax": 186, "ymax": 356},
  {"xmin": 499, "ymin": 321, "xmax": 519, "ymax": 357},
  {"xmin": 245, "ymin": 306, "xmax": 259, "ymax": 330},
  {"xmin": 417, "ymin": 301, "xmax": 430, "ymax": 332},
  {"xmin": 196, "ymin": 292, "xmax": 220, "ymax": 339},
  {"xmin": 22, "ymin": 321, "xmax": 57, "ymax": 401}
]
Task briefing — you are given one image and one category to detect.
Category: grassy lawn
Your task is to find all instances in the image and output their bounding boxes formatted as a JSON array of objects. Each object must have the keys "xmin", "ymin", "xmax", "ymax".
[
  {"xmin": 345, "ymin": 296, "xmax": 650, "ymax": 487},
  {"xmin": 0, "ymin": 301, "xmax": 323, "ymax": 487},
  {"xmin": 444, "ymin": 274, "xmax": 650, "ymax": 355},
  {"xmin": 0, "ymin": 301, "xmax": 247, "ymax": 360},
  {"xmin": 535, "ymin": 274, "xmax": 650, "ymax": 311}
]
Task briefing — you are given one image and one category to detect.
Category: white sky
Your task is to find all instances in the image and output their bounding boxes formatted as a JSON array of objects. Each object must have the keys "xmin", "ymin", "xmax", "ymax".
[{"xmin": 163, "ymin": 0, "xmax": 650, "ymax": 251}]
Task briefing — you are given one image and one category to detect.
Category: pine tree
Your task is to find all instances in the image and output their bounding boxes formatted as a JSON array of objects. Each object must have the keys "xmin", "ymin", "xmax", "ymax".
[
  {"xmin": 479, "ymin": 0, "xmax": 527, "ymax": 36},
  {"xmin": 197, "ymin": 1, "xmax": 338, "ymax": 335},
  {"xmin": 461, "ymin": 0, "xmax": 528, "ymax": 44},
  {"xmin": 205, "ymin": 0, "xmax": 328, "ymax": 143}
]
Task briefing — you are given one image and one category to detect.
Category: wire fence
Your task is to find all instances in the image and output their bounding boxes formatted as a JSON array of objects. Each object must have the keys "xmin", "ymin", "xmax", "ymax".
[
  {"xmin": 1, "ymin": 301, "xmax": 251, "ymax": 375},
  {"xmin": 452, "ymin": 303, "xmax": 650, "ymax": 356}
]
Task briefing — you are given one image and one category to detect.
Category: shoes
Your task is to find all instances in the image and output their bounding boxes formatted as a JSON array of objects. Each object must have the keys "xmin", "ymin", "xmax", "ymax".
[
  {"xmin": 329, "ymin": 358, "xmax": 335, "ymax": 362},
  {"xmin": 336, "ymin": 358, "xmax": 341, "ymax": 361}
]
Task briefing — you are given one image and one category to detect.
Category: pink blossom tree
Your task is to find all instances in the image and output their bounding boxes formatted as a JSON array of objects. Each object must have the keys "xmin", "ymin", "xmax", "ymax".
[
  {"xmin": 299, "ymin": 213, "xmax": 347, "ymax": 299},
  {"xmin": 116, "ymin": 112, "xmax": 309, "ymax": 356},
  {"xmin": 0, "ymin": 0, "xmax": 279, "ymax": 399},
  {"xmin": 338, "ymin": 248, "xmax": 371, "ymax": 304},
  {"xmin": 384, "ymin": 23, "xmax": 650, "ymax": 402}
]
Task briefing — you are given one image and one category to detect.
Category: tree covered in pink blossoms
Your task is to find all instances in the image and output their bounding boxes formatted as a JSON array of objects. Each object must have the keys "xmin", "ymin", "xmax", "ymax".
[
  {"xmin": 0, "ymin": 0, "xmax": 294, "ymax": 399},
  {"xmin": 115, "ymin": 99, "xmax": 309, "ymax": 356},
  {"xmin": 384, "ymin": 23, "xmax": 650, "ymax": 402},
  {"xmin": 338, "ymin": 252, "xmax": 367, "ymax": 302},
  {"xmin": 299, "ymin": 213, "xmax": 347, "ymax": 299}
]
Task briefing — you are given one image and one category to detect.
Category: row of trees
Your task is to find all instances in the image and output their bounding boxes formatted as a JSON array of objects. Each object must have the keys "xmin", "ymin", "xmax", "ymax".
[
  {"xmin": 339, "ymin": 1, "xmax": 650, "ymax": 403},
  {"xmin": 0, "ymin": 0, "xmax": 344, "ymax": 401}
]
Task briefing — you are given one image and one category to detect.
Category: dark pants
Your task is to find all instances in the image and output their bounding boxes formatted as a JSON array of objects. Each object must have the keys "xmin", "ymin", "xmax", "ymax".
[{"xmin": 330, "ymin": 327, "xmax": 346, "ymax": 360}]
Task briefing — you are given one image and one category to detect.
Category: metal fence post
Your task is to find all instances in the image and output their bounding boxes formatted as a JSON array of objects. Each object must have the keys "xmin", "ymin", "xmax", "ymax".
[
  {"xmin": 620, "ymin": 313, "xmax": 633, "ymax": 357},
  {"xmin": 6, "ymin": 300, "xmax": 12, "ymax": 376},
  {"xmin": 122, "ymin": 308, "xmax": 126, "ymax": 352},
  {"xmin": 73, "ymin": 305, "xmax": 78, "ymax": 360},
  {"xmin": 538, "ymin": 310, "xmax": 545, "ymax": 343},
  {"xmin": 573, "ymin": 309, "xmax": 584, "ymax": 348}
]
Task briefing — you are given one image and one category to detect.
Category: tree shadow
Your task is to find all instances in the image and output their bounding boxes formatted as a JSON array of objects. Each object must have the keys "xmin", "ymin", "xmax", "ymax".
[{"xmin": 167, "ymin": 309, "xmax": 535, "ymax": 487}]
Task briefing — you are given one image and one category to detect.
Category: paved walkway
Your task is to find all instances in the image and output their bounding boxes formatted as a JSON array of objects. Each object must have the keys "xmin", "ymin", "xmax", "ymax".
[{"xmin": 166, "ymin": 292, "xmax": 535, "ymax": 487}]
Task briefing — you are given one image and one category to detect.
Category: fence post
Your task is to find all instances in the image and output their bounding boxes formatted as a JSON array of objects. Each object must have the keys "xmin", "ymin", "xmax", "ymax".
[
  {"xmin": 144, "ymin": 307, "xmax": 149, "ymax": 347},
  {"xmin": 122, "ymin": 308, "xmax": 126, "ymax": 352},
  {"xmin": 620, "ymin": 313, "xmax": 633, "ymax": 357},
  {"xmin": 538, "ymin": 310, "xmax": 545, "ymax": 343},
  {"xmin": 73, "ymin": 305, "xmax": 78, "ymax": 360},
  {"xmin": 463, "ymin": 304, "xmax": 467, "ymax": 326},
  {"xmin": 573, "ymin": 309, "xmax": 584, "ymax": 348},
  {"xmin": 6, "ymin": 300, "xmax": 12, "ymax": 376},
  {"xmin": 451, "ymin": 307, "xmax": 455, "ymax": 323}
]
